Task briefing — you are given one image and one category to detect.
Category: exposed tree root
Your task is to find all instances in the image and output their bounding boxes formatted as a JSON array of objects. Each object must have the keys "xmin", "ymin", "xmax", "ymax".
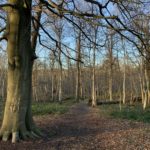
[
  {"xmin": 12, "ymin": 132, "xmax": 19, "ymax": 143},
  {"xmin": 0, "ymin": 127, "xmax": 44, "ymax": 143},
  {"xmin": 1, "ymin": 131, "xmax": 10, "ymax": 142}
]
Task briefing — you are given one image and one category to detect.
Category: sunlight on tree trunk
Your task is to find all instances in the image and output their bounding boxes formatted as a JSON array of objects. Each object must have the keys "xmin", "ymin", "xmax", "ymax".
[
  {"xmin": 91, "ymin": 49, "xmax": 96, "ymax": 107},
  {"xmin": 0, "ymin": 0, "xmax": 42, "ymax": 143},
  {"xmin": 122, "ymin": 39, "xmax": 126, "ymax": 105},
  {"xmin": 143, "ymin": 67, "xmax": 149, "ymax": 109},
  {"xmin": 108, "ymin": 31, "xmax": 114, "ymax": 102}
]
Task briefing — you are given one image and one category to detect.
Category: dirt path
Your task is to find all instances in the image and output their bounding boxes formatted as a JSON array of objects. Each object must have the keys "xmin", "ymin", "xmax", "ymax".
[{"xmin": 0, "ymin": 102, "xmax": 150, "ymax": 150}]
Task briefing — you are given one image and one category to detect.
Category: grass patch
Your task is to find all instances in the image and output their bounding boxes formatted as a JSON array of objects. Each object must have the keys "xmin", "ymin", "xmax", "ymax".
[
  {"xmin": 98, "ymin": 104, "xmax": 150, "ymax": 123},
  {"xmin": 32, "ymin": 100, "xmax": 76, "ymax": 116},
  {"xmin": 0, "ymin": 100, "xmax": 76, "ymax": 119}
]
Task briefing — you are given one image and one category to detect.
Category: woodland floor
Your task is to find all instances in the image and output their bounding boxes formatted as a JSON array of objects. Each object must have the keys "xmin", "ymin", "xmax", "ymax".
[{"xmin": 0, "ymin": 102, "xmax": 150, "ymax": 150}]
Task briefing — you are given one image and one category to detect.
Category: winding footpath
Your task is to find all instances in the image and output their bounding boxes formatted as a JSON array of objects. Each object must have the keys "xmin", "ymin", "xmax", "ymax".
[{"xmin": 0, "ymin": 102, "xmax": 150, "ymax": 150}]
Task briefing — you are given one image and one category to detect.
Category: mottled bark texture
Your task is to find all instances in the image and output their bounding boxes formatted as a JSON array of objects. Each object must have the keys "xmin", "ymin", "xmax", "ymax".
[{"xmin": 0, "ymin": 0, "xmax": 41, "ymax": 143}]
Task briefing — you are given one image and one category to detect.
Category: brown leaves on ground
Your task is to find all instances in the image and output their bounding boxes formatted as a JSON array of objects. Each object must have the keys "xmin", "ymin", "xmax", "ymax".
[{"xmin": 0, "ymin": 102, "xmax": 150, "ymax": 150}]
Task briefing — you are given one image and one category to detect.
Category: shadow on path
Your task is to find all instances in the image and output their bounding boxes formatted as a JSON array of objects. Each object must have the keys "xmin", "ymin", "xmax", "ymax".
[{"xmin": 0, "ymin": 102, "xmax": 150, "ymax": 150}]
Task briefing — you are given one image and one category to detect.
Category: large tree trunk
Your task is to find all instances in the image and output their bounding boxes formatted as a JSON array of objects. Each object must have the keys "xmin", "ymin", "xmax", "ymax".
[{"xmin": 0, "ymin": 0, "xmax": 40, "ymax": 143}]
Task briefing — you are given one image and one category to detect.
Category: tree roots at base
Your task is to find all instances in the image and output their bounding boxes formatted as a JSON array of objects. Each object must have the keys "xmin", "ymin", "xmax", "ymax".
[{"xmin": 0, "ymin": 127, "xmax": 44, "ymax": 143}]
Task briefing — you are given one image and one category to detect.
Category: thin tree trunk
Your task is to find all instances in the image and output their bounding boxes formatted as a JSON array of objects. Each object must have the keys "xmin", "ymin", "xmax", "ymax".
[
  {"xmin": 108, "ymin": 35, "xmax": 113, "ymax": 101},
  {"xmin": 109, "ymin": 67, "xmax": 113, "ymax": 101},
  {"xmin": 51, "ymin": 69, "xmax": 54, "ymax": 101},
  {"xmin": 75, "ymin": 31, "xmax": 81, "ymax": 102},
  {"xmin": 58, "ymin": 66, "xmax": 63, "ymax": 103},
  {"xmin": 50, "ymin": 52, "xmax": 55, "ymax": 101},
  {"xmin": 58, "ymin": 40, "xmax": 63, "ymax": 103},
  {"xmin": 91, "ymin": 53, "xmax": 96, "ymax": 107},
  {"xmin": 143, "ymin": 67, "xmax": 149, "ymax": 109},
  {"xmin": 122, "ymin": 40, "xmax": 126, "ymax": 104}
]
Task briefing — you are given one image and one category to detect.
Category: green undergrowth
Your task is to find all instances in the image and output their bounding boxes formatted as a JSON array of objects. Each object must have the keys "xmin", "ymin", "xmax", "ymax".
[
  {"xmin": 98, "ymin": 104, "xmax": 150, "ymax": 123},
  {"xmin": 0, "ymin": 100, "xmax": 76, "ymax": 119},
  {"xmin": 32, "ymin": 100, "xmax": 76, "ymax": 116}
]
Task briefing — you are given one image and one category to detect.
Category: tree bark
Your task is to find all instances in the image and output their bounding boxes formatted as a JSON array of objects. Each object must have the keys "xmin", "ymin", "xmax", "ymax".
[
  {"xmin": 50, "ymin": 52, "xmax": 55, "ymax": 101},
  {"xmin": 107, "ymin": 30, "xmax": 115, "ymax": 101},
  {"xmin": 91, "ymin": 51, "xmax": 96, "ymax": 107},
  {"xmin": 0, "ymin": 0, "xmax": 41, "ymax": 143},
  {"xmin": 75, "ymin": 31, "xmax": 81, "ymax": 102},
  {"xmin": 122, "ymin": 39, "xmax": 126, "ymax": 104},
  {"xmin": 58, "ymin": 42, "xmax": 63, "ymax": 103}
]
